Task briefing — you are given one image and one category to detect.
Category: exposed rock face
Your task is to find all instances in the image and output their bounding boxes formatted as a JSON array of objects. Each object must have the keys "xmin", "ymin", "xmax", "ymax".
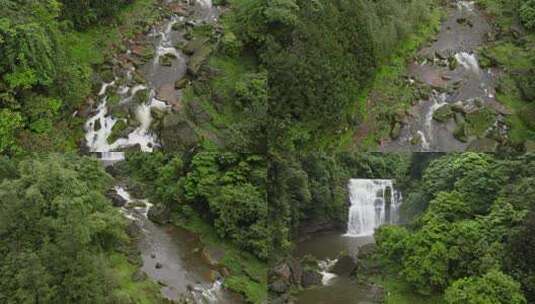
[{"xmin": 331, "ymin": 255, "xmax": 358, "ymax": 276}]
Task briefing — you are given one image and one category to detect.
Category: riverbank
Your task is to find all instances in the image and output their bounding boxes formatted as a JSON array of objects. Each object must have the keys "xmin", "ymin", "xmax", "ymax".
[
  {"xmin": 170, "ymin": 213, "xmax": 268, "ymax": 303},
  {"xmin": 475, "ymin": 0, "xmax": 535, "ymax": 149},
  {"xmin": 350, "ymin": 4, "xmax": 443, "ymax": 150},
  {"xmin": 353, "ymin": 0, "xmax": 535, "ymax": 152}
]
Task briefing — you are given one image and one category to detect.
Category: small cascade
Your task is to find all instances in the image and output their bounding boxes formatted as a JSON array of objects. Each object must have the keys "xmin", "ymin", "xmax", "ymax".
[
  {"xmin": 455, "ymin": 52, "xmax": 481, "ymax": 74},
  {"xmin": 345, "ymin": 179, "xmax": 402, "ymax": 237},
  {"xmin": 84, "ymin": 83, "xmax": 168, "ymax": 153},
  {"xmin": 193, "ymin": 279, "xmax": 224, "ymax": 303},
  {"xmin": 318, "ymin": 259, "xmax": 338, "ymax": 286},
  {"xmin": 457, "ymin": 0, "xmax": 475, "ymax": 12}
]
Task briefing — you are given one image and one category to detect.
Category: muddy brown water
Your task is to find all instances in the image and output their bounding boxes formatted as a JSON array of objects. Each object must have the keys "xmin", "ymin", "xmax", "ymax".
[
  {"xmin": 294, "ymin": 231, "xmax": 378, "ymax": 304},
  {"xmin": 381, "ymin": 0, "xmax": 505, "ymax": 152},
  {"xmin": 117, "ymin": 186, "xmax": 240, "ymax": 303}
]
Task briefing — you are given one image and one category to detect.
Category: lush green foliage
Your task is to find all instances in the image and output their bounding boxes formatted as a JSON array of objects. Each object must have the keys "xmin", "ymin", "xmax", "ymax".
[
  {"xmin": 0, "ymin": 155, "xmax": 128, "ymax": 303},
  {"xmin": 376, "ymin": 153, "xmax": 535, "ymax": 301},
  {"xmin": 59, "ymin": 0, "xmax": 131, "ymax": 29},
  {"xmin": 445, "ymin": 270, "xmax": 526, "ymax": 304},
  {"xmin": 123, "ymin": 150, "xmax": 268, "ymax": 260},
  {"xmin": 520, "ymin": 0, "xmax": 535, "ymax": 30}
]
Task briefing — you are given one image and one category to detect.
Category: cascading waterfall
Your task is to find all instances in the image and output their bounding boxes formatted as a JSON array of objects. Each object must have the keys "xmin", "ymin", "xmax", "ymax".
[{"xmin": 345, "ymin": 179, "xmax": 401, "ymax": 237}]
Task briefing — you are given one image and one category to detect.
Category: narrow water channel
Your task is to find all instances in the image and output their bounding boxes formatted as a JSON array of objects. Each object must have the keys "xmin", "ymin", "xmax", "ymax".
[
  {"xmin": 84, "ymin": 0, "xmax": 218, "ymax": 160},
  {"xmin": 382, "ymin": 0, "xmax": 508, "ymax": 152},
  {"xmin": 113, "ymin": 184, "xmax": 239, "ymax": 303}
]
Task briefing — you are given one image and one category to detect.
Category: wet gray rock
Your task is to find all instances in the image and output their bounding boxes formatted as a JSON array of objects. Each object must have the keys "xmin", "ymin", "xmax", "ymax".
[
  {"xmin": 301, "ymin": 270, "xmax": 322, "ymax": 288},
  {"xmin": 269, "ymin": 279, "xmax": 289, "ymax": 294},
  {"xmin": 106, "ymin": 189, "xmax": 128, "ymax": 207},
  {"xmin": 331, "ymin": 255, "xmax": 358, "ymax": 276}
]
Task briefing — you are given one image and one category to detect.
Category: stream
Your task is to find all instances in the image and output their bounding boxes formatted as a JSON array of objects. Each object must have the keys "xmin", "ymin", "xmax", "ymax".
[
  {"xmin": 114, "ymin": 185, "xmax": 239, "ymax": 303},
  {"xmin": 295, "ymin": 179, "xmax": 401, "ymax": 304},
  {"xmin": 84, "ymin": 0, "xmax": 218, "ymax": 162},
  {"xmin": 381, "ymin": 0, "xmax": 509, "ymax": 152}
]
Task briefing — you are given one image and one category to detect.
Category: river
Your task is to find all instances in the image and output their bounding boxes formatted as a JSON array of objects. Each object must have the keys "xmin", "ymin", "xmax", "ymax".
[{"xmin": 114, "ymin": 184, "xmax": 240, "ymax": 303}]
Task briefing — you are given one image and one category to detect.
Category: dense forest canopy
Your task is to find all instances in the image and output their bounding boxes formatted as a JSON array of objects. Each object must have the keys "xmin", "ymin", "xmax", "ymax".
[
  {"xmin": 0, "ymin": 155, "xmax": 127, "ymax": 303},
  {"xmin": 376, "ymin": 153, "xmax": 535, "ymax": 303}
]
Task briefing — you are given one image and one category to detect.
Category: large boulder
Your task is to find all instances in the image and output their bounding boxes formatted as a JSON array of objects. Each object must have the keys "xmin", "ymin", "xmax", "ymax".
[
  {"xmin": 106, "ymin": 189, "xmax": 128, "ymax": 207},
  {"xmin": 467, "ymin": 138, "xmax": 499, "ymax": 152},
  {"xmin": 147, "ymin": 204, "xmax": 171, "ymax": 224},
  {"xmin": 272, "ymin": 263, "xmax": 291, "ymax": 283},
  {"xmin": 183, "ymin": 37, "xmax": 210, "ymax": 55},
  {"xmin": 433, "ymin": 104, "xmax": 454, "ymax": 122},
  {"xmin": 159, "ymin": 114, "xmax": 199, "ymax": 151},
  {"xmin": 331, "ymin": 255, "xmax": 358, "ymax": 276},
  {"xmin": 187, "ymin": 45, "xmax": 212, "ymax": 77},
  {"xmin": 269, "ymin": 279, "xmax": 289, "ymax": 294},
  {"xmin": 301, "ymin": 270, "xmax": 322, "ymax": 288}
]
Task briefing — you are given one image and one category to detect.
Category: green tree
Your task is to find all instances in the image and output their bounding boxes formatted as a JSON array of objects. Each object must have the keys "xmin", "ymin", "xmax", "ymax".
[
  {"xmin": 0, "ymin": 154, "xmax": 126, "ymax": 303},
  {"xmin": 445, "ymin": 270, "xmax": 526, "ymax": 304}
]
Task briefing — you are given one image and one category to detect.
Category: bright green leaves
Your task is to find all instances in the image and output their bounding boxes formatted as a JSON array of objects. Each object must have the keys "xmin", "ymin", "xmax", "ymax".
[
  {"xmin": 445, "ymin": 270, "xmax": 527, "ymax": 304},
  {"xmin": 0, "ymin": 108, "xmax": 23, "ymax": 154}
]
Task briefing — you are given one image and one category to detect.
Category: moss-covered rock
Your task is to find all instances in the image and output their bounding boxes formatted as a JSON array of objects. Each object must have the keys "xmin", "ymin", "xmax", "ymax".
[
  {"xmin": 158, "ymin": 53, "xmax": 176, "ymax": 67},
  {"xmin": 183, "ymin": 37, "xmax": 210, "ymax": 55},
  {"xmin": 175, "ymin": 78, "xmax": 189, "ymax": 89},
  {"xmin": 187, "ymin": 45, "xmax": 212, "ymax": 77},
  {"xmin": 465, "ymin": 107, "xmax": 496, "ymax": 138},
  {"xmin": 108, "ymin": 119, "xmax": 129, "ymax": 143},
  {"xmin": 467, "ymin": 138, "xmax": 499, "ymax": 152},
  {"xmin": 453, "ymin": 121, "xmax": 468, "ymax": 142},
  {"xmin": 410, "ymin": 132, "xmax": 423, "ymax": 145},
  {"xmin": 390, "ymin": 122, "xmax": 402, "ymax": 140},
  {"xmin": 133, "ymin": 88, "xmax": 150, "ymax": 104},
  {"xmin": 433, "ymin": 104, "xmax": 454, "ymax": 122}
]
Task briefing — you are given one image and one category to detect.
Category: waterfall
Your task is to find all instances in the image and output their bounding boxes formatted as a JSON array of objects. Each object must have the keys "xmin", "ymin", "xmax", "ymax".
[{"xmin": 345, "ymin": 179, "xmax": 401, "ymax": 237}]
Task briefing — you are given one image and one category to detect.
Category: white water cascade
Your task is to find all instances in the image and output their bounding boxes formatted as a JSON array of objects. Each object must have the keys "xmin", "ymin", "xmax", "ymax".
[
  {"xmin": 455, "ymin": 52, "xmax": 481, "ymax": 74},
  {"xmin": 318, "ymin": 258, "xmax": 338, "ymax": 286},
  {"xmin": 345, "ymin": 179, "xmax": 402, "ymax": 237}
]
